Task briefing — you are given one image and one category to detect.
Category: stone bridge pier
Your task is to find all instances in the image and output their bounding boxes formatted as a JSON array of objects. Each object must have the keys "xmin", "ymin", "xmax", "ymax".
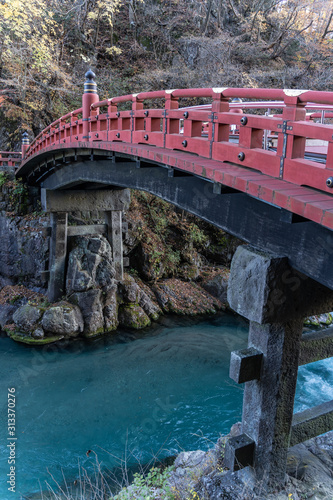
[
  {"xmin": 41, "ymin": 188, "xmax": 130, "ymax": 302},
  {"xmin": 225, "ymin": 246, "xmax": 333, "ymax": 489}
]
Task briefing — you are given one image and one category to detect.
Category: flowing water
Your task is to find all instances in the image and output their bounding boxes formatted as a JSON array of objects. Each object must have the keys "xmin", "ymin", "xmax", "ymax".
[{"xmin": 0, "ymin": 313, "xmax": 332, "ymax": 499}]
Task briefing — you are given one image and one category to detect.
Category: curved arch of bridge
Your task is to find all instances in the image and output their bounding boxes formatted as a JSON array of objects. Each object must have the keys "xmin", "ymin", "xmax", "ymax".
[
  {"xmin": 13, "ymin": 75, "xmax": 333, "ymax": 289},
  {"xmin": 20, "ymin": 144, "xmax": 333, "ymax": 291}
]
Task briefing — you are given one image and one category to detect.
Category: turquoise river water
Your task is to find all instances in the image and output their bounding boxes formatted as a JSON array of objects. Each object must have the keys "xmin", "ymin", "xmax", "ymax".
[{"xmin": 0, "ymin": 313, "xmax": 332, "ymax": 499}]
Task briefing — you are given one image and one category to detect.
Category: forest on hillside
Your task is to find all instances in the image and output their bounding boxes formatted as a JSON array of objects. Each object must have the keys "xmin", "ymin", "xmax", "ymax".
[{"xmin": 1, "ymin": 0, "xmax": 333, "ymax": 148}]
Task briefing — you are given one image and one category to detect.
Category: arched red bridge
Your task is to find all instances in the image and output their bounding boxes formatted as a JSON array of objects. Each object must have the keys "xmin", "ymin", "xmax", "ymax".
[{"xmin": 11, "ymin": 71, "xmax": 333, "ymax": 289}]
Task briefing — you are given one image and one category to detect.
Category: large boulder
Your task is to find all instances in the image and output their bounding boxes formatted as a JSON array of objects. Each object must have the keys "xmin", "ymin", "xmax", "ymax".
[
  {"xmin": 118, "ymin": 304, "xmax": 151, "ymax": 329},
  {"xmin": 103, "ymin": 284, "xmax": 119, "ymax": 331},
  {"xmin": 41, "ymin": 303, "xmax": 84, "ymax": 337},
  {"xmin": 119, "ymin": 275, "xmax": 162, "ymax": 321},
  {"xmin": 66, "ymin": 236, "xmax": 115, "ymax": 293},
  {"xmin": 13, "ymin": 304, "xmax": 43, "ymax": 331},
  {"xmin": 69, "ymin": 289, "xmax": 104, "ymax": 337}
]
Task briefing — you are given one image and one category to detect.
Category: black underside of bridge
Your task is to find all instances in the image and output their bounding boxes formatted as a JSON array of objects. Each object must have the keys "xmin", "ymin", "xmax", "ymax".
[{"xmin": 23, "ymin": 151, "xmax": 333, "ymax": 290}]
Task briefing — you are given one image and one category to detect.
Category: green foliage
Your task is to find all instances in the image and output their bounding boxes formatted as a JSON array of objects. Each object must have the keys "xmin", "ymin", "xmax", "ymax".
[
  {"xmin": 187, "ymin": 223, "xmax": 208, "ymax": 249},
  {"xmin": 112, "ymin": 465, "xmax": 176, "ymax": 500},
  {"xmin": 8, "ymin": 178, "xmax": 29, "ymax": 214},
  {"xmin": 0, "ymin": 172, "xmax": 7, "ymax": 187}
]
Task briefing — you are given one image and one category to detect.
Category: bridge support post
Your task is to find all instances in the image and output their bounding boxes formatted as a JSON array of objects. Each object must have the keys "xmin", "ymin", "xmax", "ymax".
[
  {"xmin": 48, "ymin": 212, "xmax": 68, "ymax": 302},
  {"xmin": 105, "ymin": 210, "xmax": 124, "ymax": 280},
  {"xmin": 225, "ymin": 245, "xmax": 333, "ymax": 489}
]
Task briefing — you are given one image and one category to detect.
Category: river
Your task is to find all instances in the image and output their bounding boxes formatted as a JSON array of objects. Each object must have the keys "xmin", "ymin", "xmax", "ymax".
[{"xmin": 0, "ymin": 313, "xmax": 332, "ymax": 499}]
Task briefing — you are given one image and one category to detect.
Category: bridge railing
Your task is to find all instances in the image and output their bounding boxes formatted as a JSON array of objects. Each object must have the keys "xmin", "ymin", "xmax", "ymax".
[
  {"xmin": 21, "ymin": 84, "xmax": 333, "ymax": 195},
  {"xmin": 0, "ymin": 151, "xmax": 21, "ymax": 169}
]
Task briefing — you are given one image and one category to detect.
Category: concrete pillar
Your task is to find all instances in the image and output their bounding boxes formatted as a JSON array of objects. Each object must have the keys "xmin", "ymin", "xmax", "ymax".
[
  {"xmin": 226, "ymin": 245, "xmax": 333, "ymax": 488},
  {"xmin": 48, "ymin": 212, "xmax": 68, "ymax": 302},
  {"xmin": 105, "ymin": 210, "xmax": 123, "ymax": 280}
]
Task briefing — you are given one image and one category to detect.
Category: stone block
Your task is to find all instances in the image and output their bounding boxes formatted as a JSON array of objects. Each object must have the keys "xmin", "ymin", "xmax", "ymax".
[
  {"xmin": 229, "ymin": 347, "xmax": 263, "ymax": 384},
  {"xmin": 227, "ymin": 245, "xmax": 333, "ymax": 324},
  {"xmin": 224, "ymin": 434, "xmax": 255, "ymax": 471},
  {"xmin": 41, "ymin": 188, "xmax": 130, "ymax": 212}
]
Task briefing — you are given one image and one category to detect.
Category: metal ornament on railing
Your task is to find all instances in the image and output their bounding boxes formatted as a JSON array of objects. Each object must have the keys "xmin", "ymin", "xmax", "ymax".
[
  {"xmin": 82, "ymin": 70, "xmax": 99, "ymax": 140},
  {"xmin": 21, "ymin": 131, "xmax": 29, "ymax": 158}
]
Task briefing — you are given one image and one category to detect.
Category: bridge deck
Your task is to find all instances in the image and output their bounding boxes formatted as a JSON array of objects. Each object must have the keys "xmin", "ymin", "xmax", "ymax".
[{"xmin": 16, "ymin": 140, "xmax": 333, "ymax": 231}]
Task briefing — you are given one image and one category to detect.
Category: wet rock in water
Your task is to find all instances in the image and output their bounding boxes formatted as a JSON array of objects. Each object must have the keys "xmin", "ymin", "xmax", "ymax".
[
  {"xmin": 69, "ymin": 289, "xmax": 104, "ymax": 337},
  {"xmin": 103, "ymin": 284, "xmax": 119, "ymax": 331},
  {"xmin": 118, "ymin": 304, "xmax": 151, "ymax": 329},
  {"xmin": 41, "ymin": 303, "xmax": 83, "ymax": 337},
  {"xmin": 120, "ymin": 275, "xmax": 161, "ymax": 321},
  {"xmin": 13, "ymin": 304, "xmax": 44, "ymax": 331},
  {"xmin": 138, "ymin": 287, "xmax": 161, "ymax": 320}
]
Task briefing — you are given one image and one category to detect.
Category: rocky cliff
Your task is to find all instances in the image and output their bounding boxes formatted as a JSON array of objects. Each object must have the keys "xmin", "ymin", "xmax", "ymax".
[{"xmin": 0, "ymin": 178, "xmax": 232, "ymax": 344}]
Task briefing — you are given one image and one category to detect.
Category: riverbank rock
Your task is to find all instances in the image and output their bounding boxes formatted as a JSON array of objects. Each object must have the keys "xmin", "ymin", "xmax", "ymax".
[
  {"xmin": 13, "ymin": 304, "xmax": 44, "ymax": 330},
  {"xmin": 10, "ymin": 301, "xmax": 84, "ymax": 344},
  {"xmin": 153, "ymin": 279, "xmax": 223, "ymax": 315},
  {"xmin": 200, "ymin": 266, "xmax": 230, "ymax": 305},
  {"xmin": 41, "ymin": 303, "xmax": 84, "ymax": 337},
  {"xmin": 0, "ymin": 213, "xmax": 49, "ymax": 289},
  {"xmin": 69, "ymin": 289, "xmax": 104, "ymax": 337},
  {"xmin": 118, "ymin": 304, "xmax": 151, "ymax": 329},
  {"xmin": 0, "ymin": 304, "xmax": 16, "ymax": 328},
  {"xmin": 166, "ymin": 430, "xmax": 333, "ymax": 500},
  {"xmin": 119, "ymin": 275, "xmax": 162, "ymax": 320}
]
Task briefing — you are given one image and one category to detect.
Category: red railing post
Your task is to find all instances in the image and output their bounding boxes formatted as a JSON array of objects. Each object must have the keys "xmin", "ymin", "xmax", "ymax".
[
  {"xmin": 212, "ymin": 89, "xmax": 230, "ymax": 144},
  {"xmin": 165, "ymin": 90, "xmax": 179, "ymax": 139},
  {"xmin": 132, "ymin": 94, "xmax": 144, "ymax": 139},
  {"xmin": 21, "ymin": 131, "xmax": 29, "ymax": 158},
  {"xmin": 82, "ymin": 70, "xmax": 99, "ymax": 141},
  {"xmin": 278, "ymin": 90, "xmax": 307, "ymax": 161}
]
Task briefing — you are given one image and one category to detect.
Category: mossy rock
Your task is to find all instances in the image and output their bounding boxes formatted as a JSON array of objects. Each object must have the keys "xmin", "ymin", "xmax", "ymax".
[
  {"xmin": 304, "ymin": 313, "xmax": 333, "ymax": 327},
  {"xmin": 8, "ymin": 331, "xmax": 65, "ymax": 345},
  {"xmin": 118, "ymin": 304, "xmax": 151, "ymax": 329}
]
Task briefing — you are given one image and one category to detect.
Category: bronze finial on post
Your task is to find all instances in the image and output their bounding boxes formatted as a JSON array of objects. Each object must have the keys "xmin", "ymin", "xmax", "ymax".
[
  {"xmin": 82, "ymin": 70, "xmax": 99, "ymax": 141},
  {"xmin": 21, "ymin": 131, "xmax": 29, "ymax": 158}
]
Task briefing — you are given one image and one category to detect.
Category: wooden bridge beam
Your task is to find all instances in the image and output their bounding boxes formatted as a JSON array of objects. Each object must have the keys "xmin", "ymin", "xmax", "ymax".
[
  {"xmin": 48, "ymin": 212, "xmax": 68, "ymax": 302},
  {"xmin": 225, "ymin": 245, "xmax": 333, "ymax": 488},
  {"xmin": 105, "ymin": 210, "xmax": 124, "ymax": 280}
]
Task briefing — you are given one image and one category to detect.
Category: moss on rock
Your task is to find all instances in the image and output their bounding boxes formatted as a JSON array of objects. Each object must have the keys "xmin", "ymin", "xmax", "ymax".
[
  {"xmin": 8, "ymin": 331, "xmax": 65, "ymax": 345},
  {"xmin": 118, "ymin": 304, "xmax": 151, "ymax": 329}
]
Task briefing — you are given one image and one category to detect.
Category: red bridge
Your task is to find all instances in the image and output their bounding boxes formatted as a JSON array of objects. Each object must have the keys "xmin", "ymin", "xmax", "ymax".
[
  {"xmin": 6, "ymin": 70, "xmax": 333, "ymax": 289},
  {"xmin": 4, "ymin": 71, "xmax": 333, "ymax": 492}
]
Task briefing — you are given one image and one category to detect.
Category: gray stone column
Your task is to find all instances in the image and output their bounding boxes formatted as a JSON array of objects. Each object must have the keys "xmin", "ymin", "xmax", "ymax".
[
  {"xmin": 48, "ymin": 212, "xmax": 68, "ymax": 302},
  {"xmin": 226, "ymin": 245, "xmax": 333, "ymax": 487},
  {"xmin": 242, "ymin": 319, "xmax": 303, "ymax": 485},
  {"xmin": 105, "ymin": 210, "xmax": 123, "ymax": 280}
]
